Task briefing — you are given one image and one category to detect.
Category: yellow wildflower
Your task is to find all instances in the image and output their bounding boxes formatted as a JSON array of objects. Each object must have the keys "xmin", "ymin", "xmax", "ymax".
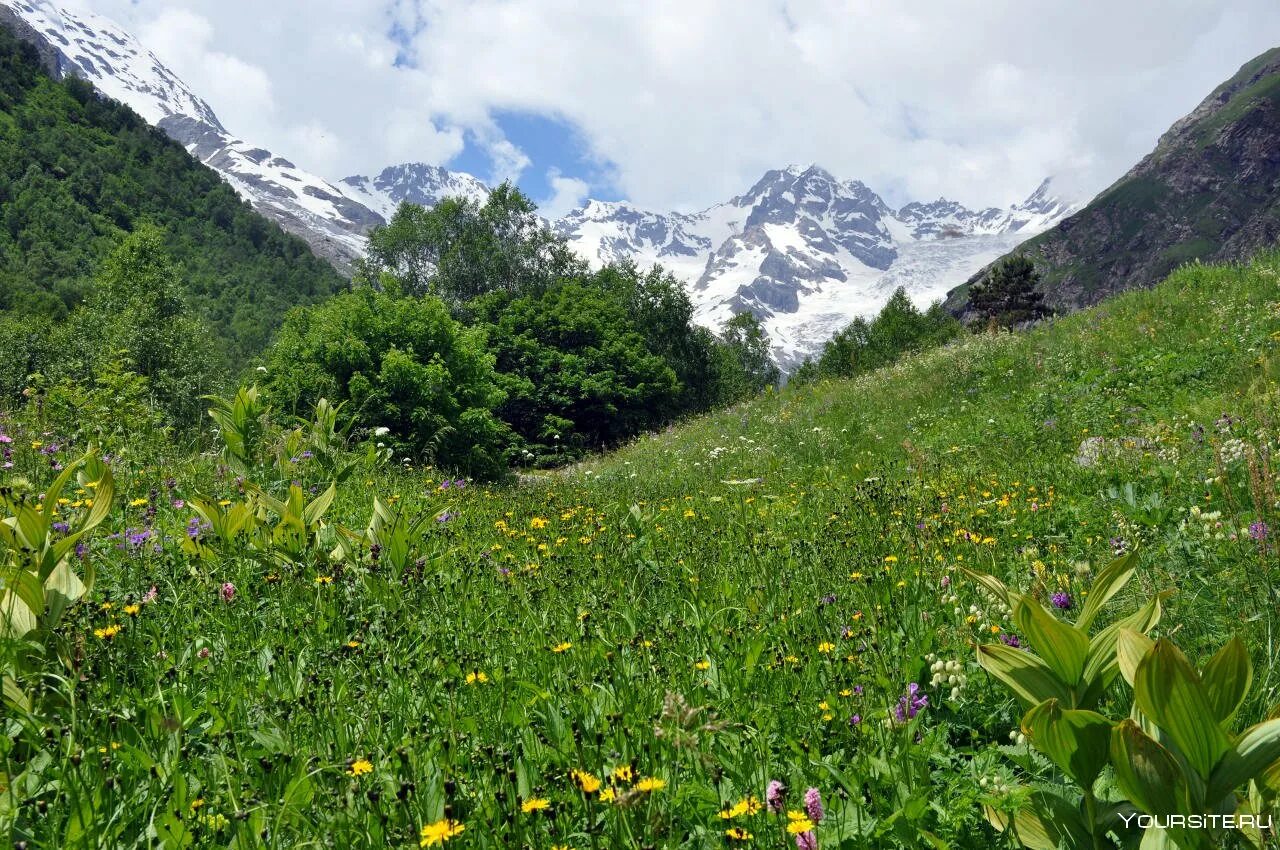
[
  {"xmin": 521, "ymin": 797, "xmax": 550, "ymax": 813},
  {"xmin": 635, "ymin": 777, "xmax": 665, "ymax": 793},
  {"xmin": 419, "ymin": 818, "xmax": 464, "ymax": 847},
  {"xmin": 347, "ymin": 759, "xmax": 374, "ymax": 777}
]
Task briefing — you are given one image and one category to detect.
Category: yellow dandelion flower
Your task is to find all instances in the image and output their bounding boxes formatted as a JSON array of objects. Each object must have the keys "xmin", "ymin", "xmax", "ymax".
[
  {"xmin": 635, "ymin": 777, "xmax": 665, "ymax": 793},
  {"xmin": 787, "ymin": 817, "xmax": 816, "ymax": 834},
  {"xmin": 123, "ymin": 604, "xmax": 141, "ymax": 616},
  {"xmin": 347, "ymin": 758, "xmax": 374, "ymax": 777},
  {"xmin": 694, "ymin": 659, "xmax": 711, "ymax": 670},
  {"xmin": 530, "ymin": 517, "xmax": 549, "ymax": 529},
  {"xmin": 465, "ymin": 671, "xmax": 489, "ymax": 684},
  {"xmin": 598, "ymin": 787, "xmax": 616, "ymax": 803},
  {"xmin": 419, "ymin": 818, "xmax": 464, "ymax": 847},
  {"xmin": 570, "ymin": 769, "xmax": 601, "ymax": 794},
  {"xmin": 611, "ymin": 765, "xmax": 633, "ymax": 783},
  {"xmin": 817, "ymin": 642, "xmax": 835, "ymax": 654},
  {"xmin": 551, "ymin": 641, "xmax": 572, "ymax": 653},
  {"xmin": 93, "ymin": 624, "xmax": 122, "ymax": 640},
  {"xmin": 129, "ymin": 498, "xmax": 149, "ymax": 507},
  {"xmin": 726, "ymin": 827, "xmax": 753, "ymax": 841},
  {"xmin": 315, "ymin": 575, "xmax": 334, "ymax": 585},
  {"xmin": 521, "ymin": 797, "xmax": 550, "ymax": 813}
]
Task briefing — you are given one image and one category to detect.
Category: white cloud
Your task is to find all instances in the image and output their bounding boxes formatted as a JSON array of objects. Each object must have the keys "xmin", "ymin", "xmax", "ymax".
[
  {"xmin": 539, "ymin": 169, "xmax": 590, "ymax": 220},
  {"xmin": 80, "ymin": 0, "xmax": 1280, "ymax": 211}
]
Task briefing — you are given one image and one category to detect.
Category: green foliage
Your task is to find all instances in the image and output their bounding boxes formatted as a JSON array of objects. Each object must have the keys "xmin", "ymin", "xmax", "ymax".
[
  {"xmin": 719, "ymin": 311, "xmax": 780, "ymax": 396},
  {"xmin": 793, "ymin": 287, "xmax": 961, "ymax": 382},
  {"xmin": 470, "ymin": 263, "xmax": 740, "ymax": 463},
  {"xmin": 0, "ymin": 24, "xmax": 343, "ymax": 364},
  {"xmin": 362, "ymin": 183, "xmax": 583, "ymax": 306},
  {"xmin": 0, "ymin": 452, "xmax": 113, "ymax": 642},
  {"xmin": 205, "ymin": 385, "xmax": 271, "ymax": 476},
  {"xmin": 969, "ymin": 255, "xmax": 1050, "ymax": 328},
  {"xmin": 52, "ymin": 225, "xmax": 222, "ymax": 427},
  {"xmin": 263, "ymin": 287, "xmax": 511, "ymax": 479}
]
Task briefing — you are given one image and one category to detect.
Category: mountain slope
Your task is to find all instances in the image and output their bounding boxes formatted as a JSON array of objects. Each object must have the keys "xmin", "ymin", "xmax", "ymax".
[
  {"xmin": 947, "ymin": 46, "xmax": 1280, "ymax": 314},
  {"xmin": 0, "ymin": 0, "xmax": 398, "ymax": 271},
  {"xmin": 0, "ymin": 18, "xmax": 344, "ymax": 359},
  {"xmin": 559, "ymin": 166, "xmax": 1076, "ymax": 368}
]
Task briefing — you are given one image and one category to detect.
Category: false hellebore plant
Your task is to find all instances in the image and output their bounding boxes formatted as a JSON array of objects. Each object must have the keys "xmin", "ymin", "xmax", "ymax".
[{"xmin": 967, "ymin": 551, "xmax": 1280, "ymax": 849}]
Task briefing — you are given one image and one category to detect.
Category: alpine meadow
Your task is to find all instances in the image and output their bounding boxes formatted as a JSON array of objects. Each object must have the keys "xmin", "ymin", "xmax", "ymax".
[{"xmin": 3, "ymin": 3, "xmax": 1280, "ymax": 850}]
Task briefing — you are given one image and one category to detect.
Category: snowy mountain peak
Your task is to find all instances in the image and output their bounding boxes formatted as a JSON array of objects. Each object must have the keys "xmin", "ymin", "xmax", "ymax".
[
  {"xmin": 1, "ymin": 0, "xmax": 224, "ymax": 130},
  {"xmin": 339, "ymin": 163, "xmax": 490, "ymax": 222}
]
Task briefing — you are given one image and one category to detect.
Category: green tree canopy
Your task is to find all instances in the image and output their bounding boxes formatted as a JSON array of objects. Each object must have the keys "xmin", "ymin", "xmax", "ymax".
[
  {"xmin": 969, "ymin": 255, "xmax": 1050, "ymax": 328},
  {"xmin": 264, "ymin": 286, "xmax": 511, "ymax": 480}
]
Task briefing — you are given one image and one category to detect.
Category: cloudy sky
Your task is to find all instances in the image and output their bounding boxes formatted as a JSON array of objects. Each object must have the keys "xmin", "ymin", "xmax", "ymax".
[{"xmin": 69, "ymin": 0, "xmax": 1280, "ymax": 217}]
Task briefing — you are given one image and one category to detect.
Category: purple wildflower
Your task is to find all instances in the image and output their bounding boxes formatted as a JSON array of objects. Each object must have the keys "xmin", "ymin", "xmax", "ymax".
[
  {"xmin": 794, "ymin": 831, "xmax": 818, "ymax": 850},
  {"xmin": 51, "ymin": 521, "xmax": 70, "ymax": 535},
  {"xmin": 141, "ymin": 586, "xmax": 158, "ymax": 604},
  {"xmin": 125, "ymin": 528, "xmax": 153, "ymax": 550},
  {"xmin": 894, "ymin": 683, "xmax": 928, "ymax": 722},
  {"xmin": 999, "ymin": 633, "xmax": 1022, "ymax": 648},
  {"xmin": 765, "ymin": 780, "xmax": 786, "ymax": 814},
  {"xmin": 849, "ymin": 714, "xmax": 862, "ymax": 726},
  {"xmin": 220, "ymin": 582, "xmax": 236, "ymax": 603},
  {"xmin": 1249, "ymin": 521, "xmax": 1269, "ymax": 541},
  {"xmin": 1050, "ymin": 592, "xmax": 1073, "ymax": 611},
  {"xmin": 803, "ymin": 787, "xmax": 824, "ymax": 823},
  {"xmin": 819, "ymin": 593, "xmax": 837, "ymax": 606}
]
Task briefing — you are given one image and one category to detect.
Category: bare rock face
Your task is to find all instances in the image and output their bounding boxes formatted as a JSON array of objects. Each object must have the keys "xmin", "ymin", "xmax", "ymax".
[{"xmin": 949, "ymin": 47, "xmax": 1280, "ymax": 319}]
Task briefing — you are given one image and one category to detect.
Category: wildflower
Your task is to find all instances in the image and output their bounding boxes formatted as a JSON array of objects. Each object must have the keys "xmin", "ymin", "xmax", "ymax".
[
  {"xmin": 129, "ymin": 497, "xmax": 149, "ymax": 507},
  {"xmin": 521, "ymin": 797, "xmax": 550, "ymax": 813},
  {"xmin": 766, "ymin": 780, "xmax": 786, "ymax": 813},
  {"xmin": 141, "ymin": 586, "xmax": 158, "ymax": 604},
  {"xmin": 794, "ymin": 830, "xmax": 818, "ymax": 850},
  {"xmin": 726, "ymin": 827, "xmax": 753, "ymax": 841},
  {"xmin": 817, "ymin": 642, "xmax": 834, "ymax": 654},
  {"xmin": 570, "ymin": 769, "xmax": 601, "ymax": 794},
  {"xmin": 315, "ymin": 576, "xmax": 334, "ymax": 585},
  {"xmin": 190, "ymin": 798, "xmax": 205, "ymax": 811},
  {"xmin": 1050, "ymin": 592, "xmax": 1073, "ymax": 610},
  {"xmin": 419, "ymin": 818, "xmax": 464, "ymax": 846},
  {"xmin": 93, "ymin": 624, "xmax": 122, "ymax": 640},
  {"xmin": 465, "ymin": 671, "xmax": 489, "ymax": 685},
  {"xmin": 894, "ymin": 683, "xmax": 928, "ymax": 722},
  {"xmin": 694, "ymin": 659, "xmax": 711, "ymax": 670},
  {"xmin": 530, "ymin": 517, "xmax": 549, "ymax": 529},
  {"xmin": 803, "ymin": 787, "xmax": 824, "ymax": 823},
  {"xmin": 551, "ymin": 641, "xmax": 572, "ymax": 653},
  {"xmin": 347, "ymin": 759, "xmax": 374, "ymax": 777},
  {"xmin": 197, "ymin": 647, "xmax": 211, "ymax": 659},
  {"xmin": 611, "ymin": 764, "xmax": 633, "ymax": 784},
  {"xmin": 786, "ymin": 814, "xmax": 816, "ymax": 834},
  {"xmin": 1250, "ymin": 521, "xmax": 1269, "ymax": 541},
  {"xmin": 849, "ymin": 714, "xmax": 862, "ymax": 726},
  {"xmin": 634, "ymin": 777, "xmax": 665, "ymax": 792},
  {"xmin": 123, "ymin": 604, "xmax": 141, "ymax": 616},
  {"xmin": 220, "ymin": 582, "xmax": 236, "ymax": 603},
  {"xmin": 598, "ymin": 787, "xmax": 616, "ymax": 803}
]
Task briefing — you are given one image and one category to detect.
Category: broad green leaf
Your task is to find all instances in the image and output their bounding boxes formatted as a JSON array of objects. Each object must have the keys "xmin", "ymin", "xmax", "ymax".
[
  {"xmin": 43, "ymin": 559, "xmax": 87, "ymax": 628},
  {"xmin": 977, "ymin": 643, "xmax": 1072, "ymax": 708},
  {"xmin": 961, "ymin": 567, "xmax": 1022, "ymax": 610},
  {"xmin": 1021, "ymin": 699, "xmax": 1113, "ymax": 789},
  {"xmin": 2, "ymin": 674, "xmax": 29, "ymax": 713},
  {"xmin": 1111, "ymin": 719, "xmax": 1189, "ymax": 818},
  {"xmin": 302, "ymin": 482, "xmax": 337, "ymax": 527},
  {"xmin": 1116, "ymin": 629, "xmax": 1156, "ymax": 689},
  {"xmin": 1076, "ymin": 550, "xmax": 1138, "ymax": 631},
  {"xmin": 1200, "ymin": 637, "xmax": 1251, "ymax": 726},
  {"xmin": 1015, "ymin": 597, "xmax": 1090, "ymax": 688},
  {"xmin": 984, "ymin": 790, "xmax": 1090, "ymax": 850},
  {"xmin": 1133, "ymin": 640, "xmax": 1231, "ymax": 780},
  {"xmin": 1081, "ymin": 592, "xmax": 1166, "ymax": 700},
  {"xmin": 1207, "ymin": 718, "xmax": 1280, "ymax": 801},
  {"xmin": 81, "ymin": 462, "xmax": 114, "ymax": 533},
  {"xmin": 0, "ymin": 589, "xmax": 37, "ymax": 639}
]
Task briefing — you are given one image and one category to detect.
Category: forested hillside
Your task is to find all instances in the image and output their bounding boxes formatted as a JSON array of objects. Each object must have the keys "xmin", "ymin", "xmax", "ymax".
[{"xmin": 0, "ymin": 21, "xmax": 344, "ymax": 361}]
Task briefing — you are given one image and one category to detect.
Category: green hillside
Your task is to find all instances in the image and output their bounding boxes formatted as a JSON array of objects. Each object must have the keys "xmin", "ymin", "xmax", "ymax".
[
  {"xmin": 0, "ymin": 22, "xmax": 344, "ymax": 361},
  {"xmin": 3, "ymin": 249, "xmax": 1279, "ymax": 847}
]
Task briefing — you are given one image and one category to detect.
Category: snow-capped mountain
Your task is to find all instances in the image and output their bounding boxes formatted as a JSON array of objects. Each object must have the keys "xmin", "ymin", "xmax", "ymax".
[
  {"xmin": 0, "ymin": 0, "xmax": 495, "ymax": 272},
  {"xmin": 557, "ymin": 167, "xmax": 1079, "ymax": 369},
  {"xmin": 340, "ymin": 164, "xmax": 490, "ymax": 222},
  {"xmin": 1, "ymin": 0, "xmax": 1079, "ymax": 367}
]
